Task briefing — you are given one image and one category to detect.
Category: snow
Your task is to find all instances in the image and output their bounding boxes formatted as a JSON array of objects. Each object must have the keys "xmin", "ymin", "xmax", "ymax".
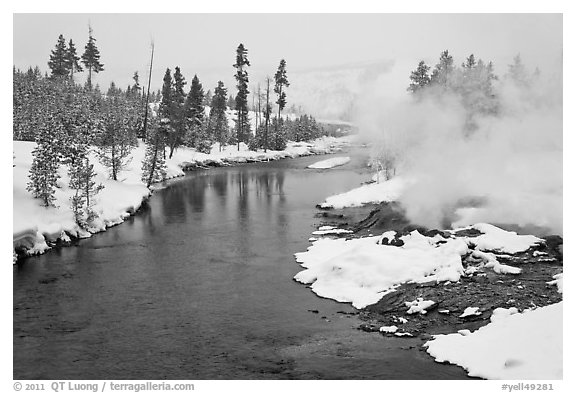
[
  {"xmin": 465, "ymin": 223, "xmax": 544, "ymax": 254},
  {"xmin": 470, "ymin": 250, "xmax": 522, "ymax": 275},
  {"xmin": 13, "ymin": 141, "xmax": 151, "ymax": 257},
  {"xmin": 459, "ymin": 307, "xmax": 482, "ymax": 318},
  {"xmin": 14, "ymin": 135, "xmax": 353, "ymax": 258},
  {"xmin": 379, "ymin": 325, "xmax": 398, "ymax": 333},
  {"xmin": 405, "ymin": 298, "xmax": 436, "ymax": 315},
  {"xmin": 547, "ymin": 273, "xmax": 563, "ymax": 293},
  {"xmin": 311, "ymin": 228, "xmax": 353, "ymax": 236},
  {"xmin": 294, "ymin": 223, "xmax": 544, "ymax": 309},
  {"xmin": 320, "ymin": 176, "xmax": 408, "ymax": 209},
  {"xmin": 307, "ymin": 156, "xmax": 351, "ymax": 169},
  {"xmin": 294, "ymin": 230, "xmax": 469, "ymax": 308},
  {"xmin": 424, "ymin": 303, "xmax": 562, "ymax": 379}
]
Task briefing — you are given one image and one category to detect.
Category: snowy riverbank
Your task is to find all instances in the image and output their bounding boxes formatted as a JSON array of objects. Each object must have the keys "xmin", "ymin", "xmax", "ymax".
[
  {"xmin": 13, "ymin": 135, "xmax": 354, "ymax": 259},
  {"xmin": 296, "ymin": 175, "xmax": 563, "ymax": 380}
]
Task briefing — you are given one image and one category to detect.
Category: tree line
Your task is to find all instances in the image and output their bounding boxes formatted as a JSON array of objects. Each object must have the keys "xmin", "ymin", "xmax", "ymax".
[
  {"xmin": 14, "ymin": 32, "xmax": 329, "ymax": 229},
  {"xmin": 407, "ymin": 50, "xmax": 541, "ymax": 132}
]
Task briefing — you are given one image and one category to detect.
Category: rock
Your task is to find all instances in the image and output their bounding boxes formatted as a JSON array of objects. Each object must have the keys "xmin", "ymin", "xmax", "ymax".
[{"xmin": 358, "ymin": 323, "xmax": 380, "ymax": 333}]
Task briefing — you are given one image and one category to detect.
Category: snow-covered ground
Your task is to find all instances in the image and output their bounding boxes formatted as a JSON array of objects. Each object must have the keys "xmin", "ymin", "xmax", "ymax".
[
  {"xmin": 319, "ymin": 176, "xmax": 408, "ymax": 209},
  {"xmin": 307, "ymin": 156, "xmax": 350, "ymax": 169},
  {"xmin": 293, "ymin": 223, "xmax": 543, "ymax": 309},
  {"xmin": 13, "ymin": 135, "xmax": 353, "ymax": 259},
  {"xmin": 424, "ymin": 302, "xmax": 563, "ymax": 379}
]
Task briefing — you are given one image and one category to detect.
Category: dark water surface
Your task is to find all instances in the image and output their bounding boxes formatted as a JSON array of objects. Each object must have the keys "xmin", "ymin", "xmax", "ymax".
[{"xmin": 14, "ymin": 153, "xmax": 470, "ymax": 380}]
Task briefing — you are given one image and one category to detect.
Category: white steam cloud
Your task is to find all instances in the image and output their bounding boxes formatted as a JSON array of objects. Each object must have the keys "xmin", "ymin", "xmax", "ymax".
[{"xmin": 355, "ymin": 61, "xmax": 562, "ymax": 235}]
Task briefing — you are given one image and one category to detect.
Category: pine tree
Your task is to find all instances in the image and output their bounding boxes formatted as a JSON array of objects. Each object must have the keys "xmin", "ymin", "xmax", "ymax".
[
  {"xmin": 130, "ymin": 71, "xmax": 141, "ymax": 99},
  {"xmin": 66, "ymin": 39, "xmax": 83, "ymax": 80},
  {"xmin": 270, "ymin": 117, "xmax": 287, "ymax": 150},
  {"xmin": 208, "ymin": 81, "xmax": 228, "ymax": 151},
  {"xmin": 184, "ymin": 74, "xmax": 206, "ymax": 149},
  {"xmin": 141, "ymin": 118, "xmax": 167, "ymax": 188},
  {"xmin": 81, "ymin": 26, "xmax": 105, "ymax": 89},
  {"xmin": 274, "ymin": 59, "xmax": 290, "ymax": 136},
  {"xmin": 463, "ymin": 54, "xmax": 477, "ymax": 69},
  {"xmin": 97, "ymin": 96, "xmax": 137, "ymax": 180},
  {"xmin": 408, "ymin": 60, "xmax": 431, "ymax": 93},
  {"xmin": 68, "ymin": 155, "xmax": 104, "ymax": 228},
  {"xmin": 26, "ymin": 122, "xmax": 63, "ymax": 207},
  {"xmin": 233, "ymin": 43, "xmax": 251, "ymax": 150},
  {"xmin": 167, "ymin": 66, "xmax": 187, "ymax": 158},
  {"xmin": 430, "ymin": 50, "xmax": 454, "ymax": 87},
  {"xmin": 48, "ymin": 34, "xmax": 70, "ymax": 78},
  {"xmin": 506, "ymin": 54, "xmax": 530, "ymax": 87}
]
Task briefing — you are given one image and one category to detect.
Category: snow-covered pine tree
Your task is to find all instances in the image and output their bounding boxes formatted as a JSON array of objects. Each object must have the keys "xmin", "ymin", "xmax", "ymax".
[
  {"xmin": 81, "ymin": 26, "xmax": 105, "ymax": 89},
  {"xmin": 141, "ymin": 118, "xmax": 167, "ymax": 188},
  {"xmin": 68, "ymin": 155, "xmax": 103, "ymax": 228},
  {"xmin": 97, "ymin": 96, "xmax": 137, "ymax": 180},
  {"xmin": 407, "ymin": 61, "xmax": 431, "ymax": 93},
  {"xmin": 430, "ymin": 50, "xmax": 455, "ymax": 88},
  {"xmin": 506, "ymin": 54, "xmax": 530, "ymax": 87},
  {"xmin": 274, "ymin": 59, "xmax": 290, "ymax": 137},
  {"xmin": 26, "ymin": 122, "xmax": 63, "ymax": 207},
  {"xmin": 183, "ymin": 74, "xmax": 206, "ymax": 149},
  {"xmin": 208, "ymin": 81, "xmax": 229, "ymax": 152},
  {"xmin": 66, "ymin": 39, "xmax": 83, "ymax": 80},
  {"xmin": 269, "ymin": 117, "xmax": 287, "ymax": 151},
  {"xmin": 48, "ymin": 34, "xmax": 70, "ymax": 78},
  {"xmin": 167, "ymin": 66, "xmax": 187, "ymax": 159},
  {"xmin": 233, "ymin": 43, "xmax": 251, "ymax": 150}
]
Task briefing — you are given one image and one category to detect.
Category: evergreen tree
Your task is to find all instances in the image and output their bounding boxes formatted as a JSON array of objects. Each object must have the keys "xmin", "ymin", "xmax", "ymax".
[
  {"xmin": 506, "ymin": 54, "xmax": 530, "ymax": 87},
  {"xmin": 66, "ymin": 39, "xmax": 83, "ymax": 80},
  {"xmin": 141, "ymin": 118, "xmax": 167, "ymax": 188},
  {"xmin": 274, "ymin": 59, "xmax": 290, "ymax": 136},
  {"xmin": 130, "ymin": 71, "xmax": 141, "ymax": 98},
  {"xmin": 48, "ymin": 34, "xmax": 69, "ymax": 78},
  {"xmin": 157, "ymin": 68, "xmax": 174, "ymax": 160},
  {"xmin": 430, "ymin": 50, "xmax": 454, "ymax": 87},
  {"xmin": 208, "ymin": 81, "xmax": 229, "ymax": 151},
  {"xmin": 408, "ymin": 60, "xmax": 431, "ymax": 93},
  {"xmin": 26, "ymin": 121, "xmax": 63, "ymax": 207},
  {"xmin": 184, "ymin": 74, "xmax": 206, "ymax": 149},
  {"xmin": 463, "ymin": 54, "xmax": 477, "ymax": 69},
  {"xmin": 81, "ymin": 26, "xmax": 105, "ymax": 89},
  {"xmin": 68, "ymin": 155, "xmax": 104, "ymax": 228},
  {"xmin": 97, "ymin": 96, "xmax": 137, "ymax": 180},
  {"xmin": 167, "ymin": 66, "xmax": 187, "ymax": 158},
  {"xmin": 269, "ymin": 117, "xmax": 287, "ymax": 150},
  {"xmin": 233, "ymin": 43, "xmax": 251, "ymax": 150}
]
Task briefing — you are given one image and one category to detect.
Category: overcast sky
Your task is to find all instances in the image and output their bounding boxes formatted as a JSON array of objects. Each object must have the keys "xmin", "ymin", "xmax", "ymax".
[{"xmin": 13, "ymin": 13, "xmax": 562, "ymax": 98}]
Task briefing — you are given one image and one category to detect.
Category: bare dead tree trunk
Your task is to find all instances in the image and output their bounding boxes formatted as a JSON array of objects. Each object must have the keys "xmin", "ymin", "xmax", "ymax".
[
  {"xmin": 257, "ymin": 83, "xmax": 262, "ymax": 132},
  {"xmin": 142, "ymin": 41, "xmax": 155, "ymax": 141},
  {"xmin": 264, "ymin": 77, "xmax": 271, "ymax": 153}
]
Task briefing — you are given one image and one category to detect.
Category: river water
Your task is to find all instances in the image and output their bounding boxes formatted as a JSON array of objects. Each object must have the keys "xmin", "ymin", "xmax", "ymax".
[{"xmin": 14, "ymin": 152, "xmax": 470, "ymax": 380}]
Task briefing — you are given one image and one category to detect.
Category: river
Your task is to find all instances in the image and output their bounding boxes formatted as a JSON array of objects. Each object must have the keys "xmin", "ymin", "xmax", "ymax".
[{"xmin": 13, "ymin": 152, "xmax": 470, "ymax": 380}]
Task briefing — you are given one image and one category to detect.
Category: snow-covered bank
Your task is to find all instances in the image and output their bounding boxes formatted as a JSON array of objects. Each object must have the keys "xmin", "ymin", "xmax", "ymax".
[
  {"xmin": 293, "ymin": 223, "xmax": 543, "ymax": 309},
  {"xmin": 424, "ymin": 302, "xmax": 562, "ymax": 379},
  {"xmin": 13, "ymin": 135, "xmax": 354, "ymax": 259},
  {"xmin": 307, "ymin": 156, "xmax": 350, "ymax": 169},
  {"xmin": 13, "ymin": 142, "xmax": 151, "ymax": 259},
  {"xmin": 319, "ymin": 176, "xmax": 407, "ymax": 209},
  {"xmin": 175, "ymin": 136, "xmax": 353, "ymax": 170}
]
